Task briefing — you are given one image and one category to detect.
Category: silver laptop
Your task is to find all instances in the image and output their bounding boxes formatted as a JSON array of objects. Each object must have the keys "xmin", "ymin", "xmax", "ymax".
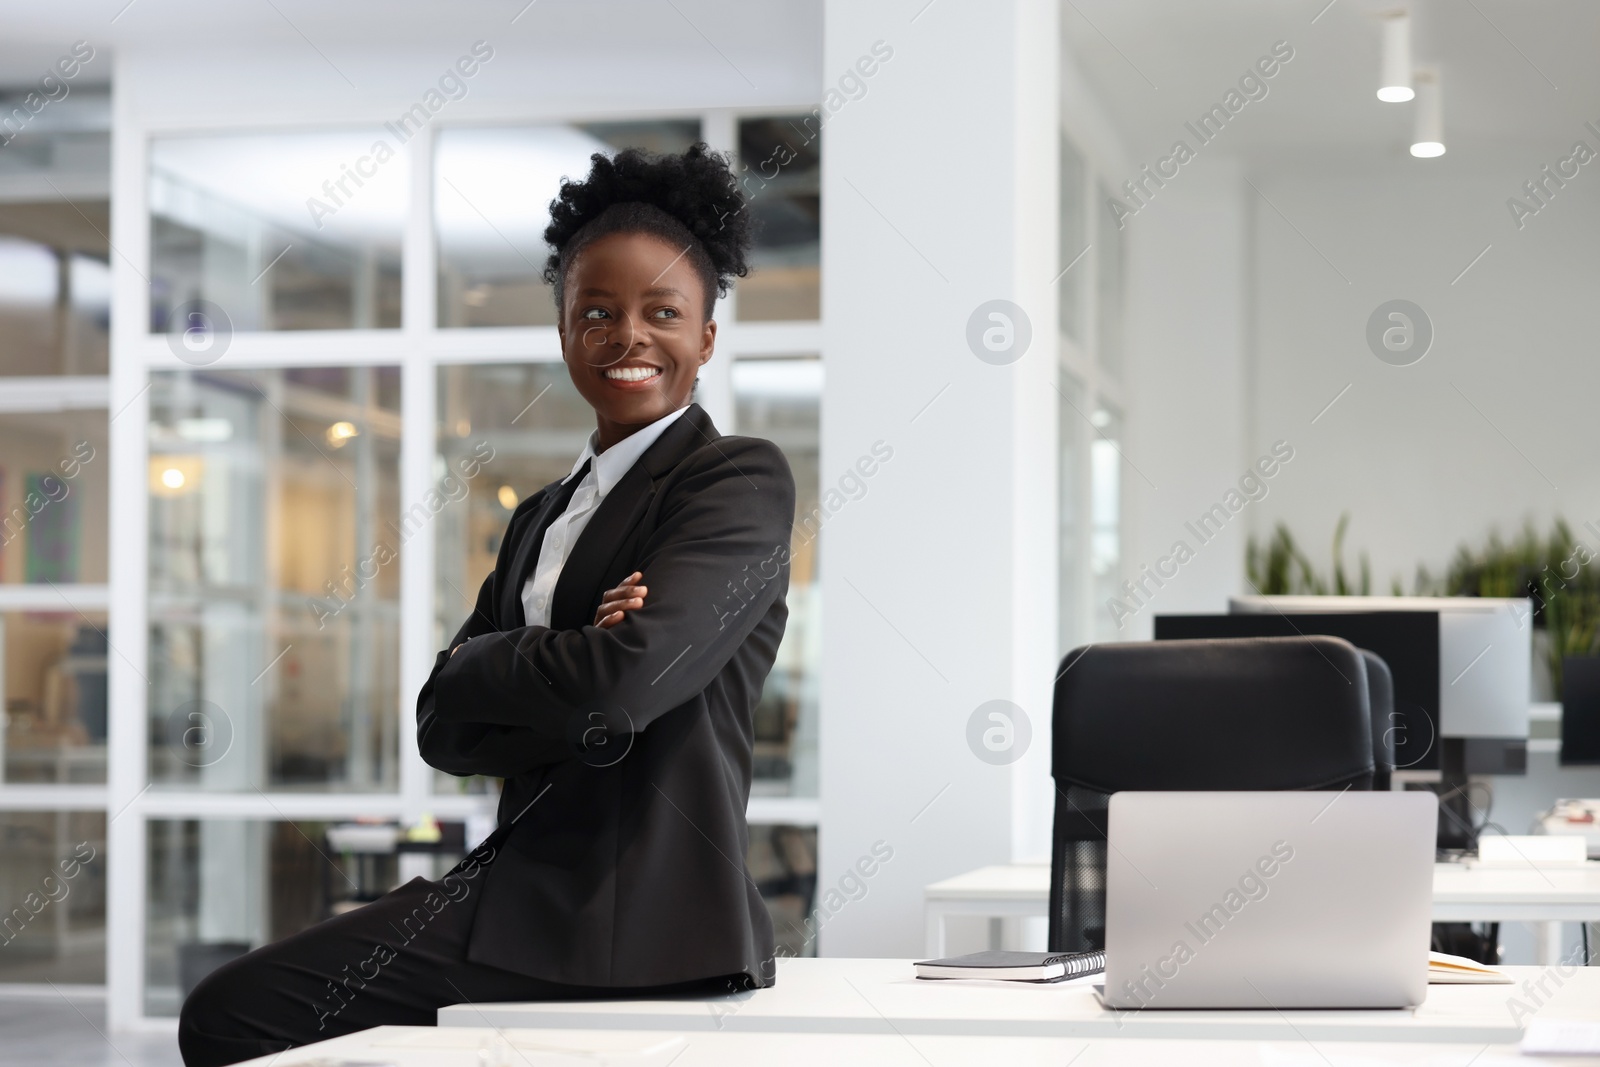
[{"xmin": 1101, "ymin": 791, "xmax": 1436, "ymax": 1010}]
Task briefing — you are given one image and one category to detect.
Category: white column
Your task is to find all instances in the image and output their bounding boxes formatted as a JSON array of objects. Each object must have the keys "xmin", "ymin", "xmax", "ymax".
[
  {"xmin": 818, "ymin": 0, "xmax": 1059, "ymax": 957},
  {"xmin": 694, "ymin": 109, "xmax": 736, "ymax": 429},
  {"xmin": 1119, "ymin": 162, "xmax": 1250, "ymax": 639},
  {"xmin": 400, "ymin": 129, "xmax": 436, "ymax": 824},
  {"xmin": 106, "ymin": 53, "xmax": 152, "ymax": 1031}
]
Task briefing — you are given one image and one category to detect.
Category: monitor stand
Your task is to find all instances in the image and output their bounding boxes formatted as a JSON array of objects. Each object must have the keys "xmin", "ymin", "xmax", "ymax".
[{"xmin": 1434, "ymin": 738, "xmax": 1478, "ymax": 852}]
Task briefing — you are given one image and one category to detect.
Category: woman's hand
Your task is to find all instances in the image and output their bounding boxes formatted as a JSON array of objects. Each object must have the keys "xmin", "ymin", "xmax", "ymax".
[
  {"xmin": 448, "ymin": 570, "xmax": 646, "ymax": 651},
  {"xmin": 594, "ymin": 571, "xmax": 648, "ymax": 629}
]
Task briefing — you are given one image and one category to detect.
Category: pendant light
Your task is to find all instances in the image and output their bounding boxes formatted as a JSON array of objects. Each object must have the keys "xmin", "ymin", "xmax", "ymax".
[
  {"xmin": 1378, "ymin": 11, "xmax": 1414, "ymax": 102},
  {"xmin": 1410, "ymin": 67, "xmax": 1445, "ymax": 157}
]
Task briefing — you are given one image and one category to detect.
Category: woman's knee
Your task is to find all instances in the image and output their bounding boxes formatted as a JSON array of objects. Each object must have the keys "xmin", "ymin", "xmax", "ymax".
[
  {"xmin": 178, "ymin": 952, "xmax": 249, "ymax": 1039},
  {"xmin": 178, "ymin": 950, "xmax": 288, "ymax": 1065}
]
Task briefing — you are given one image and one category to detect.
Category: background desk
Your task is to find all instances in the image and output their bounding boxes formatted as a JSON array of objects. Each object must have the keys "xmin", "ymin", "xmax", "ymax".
[
  {"xmin": 924, "ymin": 862, "xmax": 1600, "ymax": 962},
  {"xmin": 239, "ymin": 1025, "xmax": 1580, "ymax": 1067},
  {"xmin": 436, "ymin": 958, "xmax": 1600, "ymax": 1045}
]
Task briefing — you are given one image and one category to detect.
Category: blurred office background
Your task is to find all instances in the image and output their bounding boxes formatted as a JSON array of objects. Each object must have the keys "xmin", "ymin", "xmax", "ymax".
[{"xmin": 0, "ymin": 0, "xmax": 1596, "ymax": 1045}]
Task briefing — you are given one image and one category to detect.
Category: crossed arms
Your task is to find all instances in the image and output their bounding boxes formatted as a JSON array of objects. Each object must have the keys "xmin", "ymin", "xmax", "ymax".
[{"xmin": 416, "ymin": 437, "xmax": 795, "ymax": 778}]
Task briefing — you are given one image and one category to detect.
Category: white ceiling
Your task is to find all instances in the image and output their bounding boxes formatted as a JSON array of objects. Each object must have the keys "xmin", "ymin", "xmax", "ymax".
[
  {"xmin": 1061, "ymin": 0, "xmax": 1600, "ymax": 164},
  {"xmin": 1, "ymin": 0, "xmax": 1589, "ymax": 164},
  {"xmin": 0, "ymin": 0, "xmax": 822, "ymax": 97}
]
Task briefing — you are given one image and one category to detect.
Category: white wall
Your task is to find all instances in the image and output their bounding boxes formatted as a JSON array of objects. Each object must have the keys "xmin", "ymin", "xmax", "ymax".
[
  {"xmin": 1112, "ymin": 140, "xmax": 1600, "ymax": 617},
  {"xmin": 1118, "ymin": 161, "xmax": 1251, "ymax": 639},
  {"xmin": 817, "ymin": 0, "xmax": 1059, "ymax": 957},
  {"xmin": 1114, "ymin": 145, "xmax": 1600, "ymax": 623},
  {"xmin": 1249, "ymin": 151, "xmax": 1600, "ymax": 587}
]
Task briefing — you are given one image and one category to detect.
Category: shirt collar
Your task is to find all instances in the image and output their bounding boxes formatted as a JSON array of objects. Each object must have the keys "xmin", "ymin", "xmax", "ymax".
[{"xmin": 563, "ymin": 405, "xmax": 691, "ymax": 496}]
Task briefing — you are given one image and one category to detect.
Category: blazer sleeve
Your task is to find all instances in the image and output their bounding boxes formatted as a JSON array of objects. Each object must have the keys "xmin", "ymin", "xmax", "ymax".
[
  {"xmin": 430, "ymin": 437, "xmax": 795, "ymax": 745},
  {"xmin": 415, "ymin": 491, "xmax": 574, "ymax": 778}
]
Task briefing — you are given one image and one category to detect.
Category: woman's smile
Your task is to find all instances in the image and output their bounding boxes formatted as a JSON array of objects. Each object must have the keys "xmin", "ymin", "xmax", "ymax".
[{"xmin": 601, "ymin": 363, "xmax": 665, "ymax": 388}]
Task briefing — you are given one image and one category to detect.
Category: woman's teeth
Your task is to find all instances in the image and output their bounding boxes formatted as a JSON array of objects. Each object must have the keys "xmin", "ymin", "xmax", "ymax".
[{"xmin": 605, "ymin": 366, "xmax": 662, "ymax": 382}]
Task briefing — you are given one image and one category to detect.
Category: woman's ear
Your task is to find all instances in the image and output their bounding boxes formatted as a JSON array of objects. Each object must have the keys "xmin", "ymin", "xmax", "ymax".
[{"xmin": 699, "ymin": 318, "xmax": 717, "ymax": 365}]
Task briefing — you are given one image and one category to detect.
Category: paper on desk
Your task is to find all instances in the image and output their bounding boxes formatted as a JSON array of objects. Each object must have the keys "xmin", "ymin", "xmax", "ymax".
[
  {"xmin": 1474, "ymin": 835, "xmax": 1587, "ymax": 867},
  {"xmin": 1521, "ymin": 1018, "xmax": 1600, "ymax": 1056},
  {"xmin": 1427, "ymin": 950, "xmax": 1513, "ymax": 984}
]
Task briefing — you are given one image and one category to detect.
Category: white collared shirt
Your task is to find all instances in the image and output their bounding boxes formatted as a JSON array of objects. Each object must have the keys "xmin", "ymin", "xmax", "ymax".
[{"xmin": 520, "ymin": 405, "xmax": 690, "ymax": 628}]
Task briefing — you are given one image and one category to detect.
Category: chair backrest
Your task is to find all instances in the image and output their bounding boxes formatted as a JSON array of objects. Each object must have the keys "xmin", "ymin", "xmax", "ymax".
[
  {"xmin": 1362, "ymin": 648, "xmax": 1396, "ymax": 791},
  {"xmin": 1048, "ymin": 635, "xmax": 1374, "ymax": 952}
]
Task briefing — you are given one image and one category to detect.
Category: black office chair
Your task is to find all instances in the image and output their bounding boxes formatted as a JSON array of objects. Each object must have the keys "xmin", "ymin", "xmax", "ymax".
[
  {"xmin": 1361, "ymin": 648, "xmax": 1396, "ymax": 791},
  {"xmin": 1048, "ymin": 635, "xmax": 1375, "ymax": 952}
]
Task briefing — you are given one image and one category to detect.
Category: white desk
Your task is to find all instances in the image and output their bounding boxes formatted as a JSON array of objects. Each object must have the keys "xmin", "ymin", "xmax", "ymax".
[
  {"xmin": 923, "ymin": 863, "xmax": 1052, "ymax": 958},
  {"xmin": 436, "ymin": 957, "xmax": 1600, "ymax": 1045},
  {"xmin": 924, "ymin": 862, "xmax": 1600, "ymax": 962},
  {"xmin": 237, "ymin": 1025, "xmax": 1574, "ymax": 1067}
]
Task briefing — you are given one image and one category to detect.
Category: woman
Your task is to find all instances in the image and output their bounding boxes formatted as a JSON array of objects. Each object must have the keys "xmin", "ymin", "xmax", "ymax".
[{"xmin": 179, "ymin": 144, "xmax": 795, "ymax": 1066}]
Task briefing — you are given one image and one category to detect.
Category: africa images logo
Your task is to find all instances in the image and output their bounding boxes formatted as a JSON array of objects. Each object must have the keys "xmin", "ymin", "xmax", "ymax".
[{"xmin": 1366, "ymin": 300, "xmax": 1433, "ymax": 367}]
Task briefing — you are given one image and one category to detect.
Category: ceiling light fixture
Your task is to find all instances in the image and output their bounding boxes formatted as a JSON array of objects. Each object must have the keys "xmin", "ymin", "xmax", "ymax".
[
  {"xmin": 326, "ymin": 420, "xmax": 360, "ymax": 447},
  {"xmin": 1410, "ymin": 67, "xmax": 1445, "ymax": 158},
  {"xmin": 1378, "ymin": 11, "xmax": 1414, "ymax": 103}
]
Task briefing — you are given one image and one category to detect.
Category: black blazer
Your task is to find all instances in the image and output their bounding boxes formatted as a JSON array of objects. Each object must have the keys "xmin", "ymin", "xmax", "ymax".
[{"xmin": 416, "ymin": 403, "xmax": 794, "ymax": 990}]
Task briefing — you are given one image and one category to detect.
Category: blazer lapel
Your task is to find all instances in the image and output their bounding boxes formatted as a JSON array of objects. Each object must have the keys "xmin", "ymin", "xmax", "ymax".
[
  {"xmin": 502, "ymin": 470, "xmax": 587, "ymax": 627},
  {"xmin": 548, "ymin": 404, "xmax": 720, "ymax": 631}
]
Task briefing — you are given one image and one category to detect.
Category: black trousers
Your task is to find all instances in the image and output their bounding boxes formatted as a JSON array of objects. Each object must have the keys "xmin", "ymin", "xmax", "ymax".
[{"xmin": 177, "ymin": 844, "xmax": 733, "ymax": 1067}]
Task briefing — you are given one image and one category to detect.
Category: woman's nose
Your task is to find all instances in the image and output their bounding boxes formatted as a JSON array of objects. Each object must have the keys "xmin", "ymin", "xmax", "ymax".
[{"xmin": 579, "ymin": 319, "xmax": 645, "ymax": 365}]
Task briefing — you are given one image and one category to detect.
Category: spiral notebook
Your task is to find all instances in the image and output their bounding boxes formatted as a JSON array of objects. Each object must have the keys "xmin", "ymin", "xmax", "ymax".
[{"xmin": 913, "ymin": 949, "xmax": 1107, "ymax": 983}]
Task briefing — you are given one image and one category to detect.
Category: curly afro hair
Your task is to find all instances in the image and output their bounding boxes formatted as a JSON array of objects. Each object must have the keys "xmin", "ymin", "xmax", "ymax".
[{"xmin": 542, "ymin": 143, "xmax": 755, "ymax": 320}]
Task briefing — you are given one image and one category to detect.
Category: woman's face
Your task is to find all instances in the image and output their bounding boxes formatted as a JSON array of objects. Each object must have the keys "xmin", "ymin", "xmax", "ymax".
[{"xmin": 558, "ymin": 230, "xmax": 715, "ymax": 448}]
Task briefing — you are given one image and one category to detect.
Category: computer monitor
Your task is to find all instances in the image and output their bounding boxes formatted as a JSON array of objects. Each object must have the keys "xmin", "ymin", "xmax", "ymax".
[
  {"xmin": 1157, "ymin": 597, "xmax": 1532, "ymax": 852},
  {"xmin": 1561, "ymin": 655, "xmax": 1600, "ymax": 766},
  {"xmin": 1153, "ymin": 611, "xmax": 1442, "ymax": 772},
  {"xmin": 1228, "ymin": 596, "xmax": 1531, "ymax": 769}
]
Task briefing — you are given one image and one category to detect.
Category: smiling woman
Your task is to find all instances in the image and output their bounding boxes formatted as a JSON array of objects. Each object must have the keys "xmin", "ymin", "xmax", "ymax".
[{"xmin": 178, "ymin": 145, "xmax": 797, "ymax": 1067}]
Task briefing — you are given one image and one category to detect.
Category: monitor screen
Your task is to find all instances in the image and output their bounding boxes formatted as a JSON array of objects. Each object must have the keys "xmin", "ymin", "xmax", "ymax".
[
  {"xmin": 1561, "ymin": 656, "xmax": 1600, "ymax": 766},
  {"xmin": 1230, "ymin": 596, "xmax": 1531, "ymax": 746},
  {"xmin": 1154, "ymin": 612, "xmax": 1441, "ymax": 773}
]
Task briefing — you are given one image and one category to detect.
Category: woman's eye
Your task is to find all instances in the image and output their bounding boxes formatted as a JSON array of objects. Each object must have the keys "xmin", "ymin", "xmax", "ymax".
[
  {"xmin": 652, "ymin": 307, "xmax": 678, "ymax": 319},
  {"xmin": 580, "ymin": 308, "xmax": 609, "ymax": 321}
]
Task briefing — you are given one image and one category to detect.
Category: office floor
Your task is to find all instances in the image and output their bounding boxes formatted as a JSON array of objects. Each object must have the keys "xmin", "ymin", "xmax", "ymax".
[{"xmin": 0, "ymin": 992, "xmax": 182, "ymax": 1067}]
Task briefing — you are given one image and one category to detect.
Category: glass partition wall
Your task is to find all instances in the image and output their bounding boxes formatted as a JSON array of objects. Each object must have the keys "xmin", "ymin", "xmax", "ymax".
[
  {"xmin": 146, "ymin": 367, "xmax": 403, "ymax": 793},
  {"xmin": 1056, "ymin": 131, "xmax": 1129, "ymax": 654},
  {"xmin": 0, "ymin": 89, "xmax": 112, "ymax": 988},
  {"xmin": 95, "ymin": 110, "xmax": 825, "ymax": 1022}
]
